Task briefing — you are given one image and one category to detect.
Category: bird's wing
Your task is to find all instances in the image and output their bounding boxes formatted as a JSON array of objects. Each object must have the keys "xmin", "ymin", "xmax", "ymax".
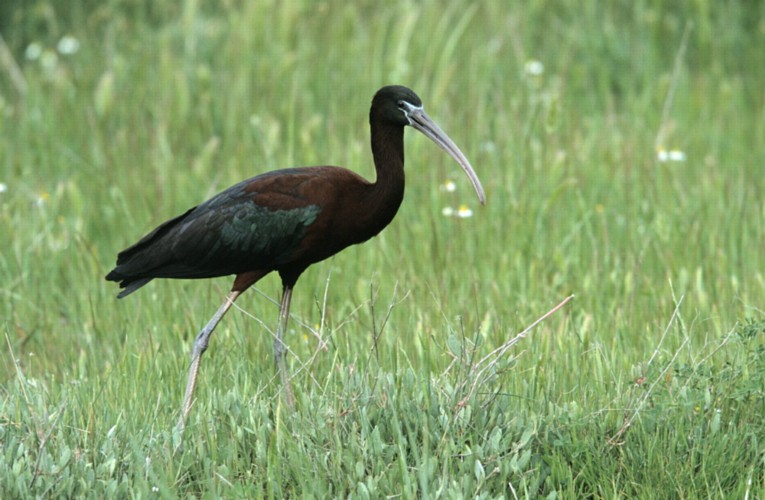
[{"xmin": 110, "ymin": 169, "xmax": 325, "ymax": 280}]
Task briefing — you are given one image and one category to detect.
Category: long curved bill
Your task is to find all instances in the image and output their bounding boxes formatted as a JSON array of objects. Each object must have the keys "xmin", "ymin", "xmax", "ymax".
[{"xmin": 404, "ymin": 104, "xmax": 486, "ymax": 205}]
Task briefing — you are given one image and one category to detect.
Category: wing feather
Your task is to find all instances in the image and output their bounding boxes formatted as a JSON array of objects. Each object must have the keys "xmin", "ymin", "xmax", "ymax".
[{"xmin": 106, "ymin": 169, "xmax": 323, "ymax": 287}]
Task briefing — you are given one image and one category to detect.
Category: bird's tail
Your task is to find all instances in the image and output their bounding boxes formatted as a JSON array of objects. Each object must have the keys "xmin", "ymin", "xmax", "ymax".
[{"xmin": 104, "ymin": 270, "xmax": 153, "ymax": 298}]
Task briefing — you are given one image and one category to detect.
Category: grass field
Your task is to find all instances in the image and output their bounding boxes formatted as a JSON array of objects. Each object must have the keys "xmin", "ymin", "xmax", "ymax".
[{"xmin": 2, "ymin": 0, "xmax": 764, "ymax": 496}]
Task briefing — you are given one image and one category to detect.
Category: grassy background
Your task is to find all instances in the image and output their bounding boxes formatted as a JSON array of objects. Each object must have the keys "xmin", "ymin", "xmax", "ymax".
[{"xmin": 2, "ymin": 0, "xmax": 764, "ymax": 496}]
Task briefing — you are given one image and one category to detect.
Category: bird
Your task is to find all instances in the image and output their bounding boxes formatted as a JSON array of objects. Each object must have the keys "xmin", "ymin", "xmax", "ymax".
[{"xmin": 106, "ymin": 85, "xmax": 485, "ymax": 431}]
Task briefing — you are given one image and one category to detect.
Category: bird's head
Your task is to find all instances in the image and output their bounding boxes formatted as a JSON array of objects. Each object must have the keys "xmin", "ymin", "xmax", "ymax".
[
  {"xmin": 371, "ymin": 85, "xmax": 423, "ymax": 126},
  {"xmin": 371, "ymin": 85, "xmax": 486, "ymax": 205}
]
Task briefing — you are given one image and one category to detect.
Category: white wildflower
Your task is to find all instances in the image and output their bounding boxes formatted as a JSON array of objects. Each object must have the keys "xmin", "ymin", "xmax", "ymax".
[
  {"xmin": 456, "ymin": 205, "xmax": 473, "ymax": 218},
  {"xmin": 657, "ymin": 148, "xmax": 686, "ymax": 162},
  {"xmin": 524, "ymin": 60, "xmax": 544, "ymax": 76},
  {"xmin": 25, "ymin": 42, "xmax": 42, "ymax": 60},
  {"xmin": 57, "ymin": 35, "xmax": 80, "ymax": 55}
]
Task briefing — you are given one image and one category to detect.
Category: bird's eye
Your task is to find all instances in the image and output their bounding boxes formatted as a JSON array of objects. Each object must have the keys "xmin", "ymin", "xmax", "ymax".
[{"xmin": 397, "ymin": 100, "xmax": 406, "ymax": 110}]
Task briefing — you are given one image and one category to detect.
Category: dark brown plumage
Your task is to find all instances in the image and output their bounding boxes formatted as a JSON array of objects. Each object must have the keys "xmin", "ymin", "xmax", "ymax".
[{"xmin": 106, "ymin": 85, "xmax": 485, "ymax": 431}]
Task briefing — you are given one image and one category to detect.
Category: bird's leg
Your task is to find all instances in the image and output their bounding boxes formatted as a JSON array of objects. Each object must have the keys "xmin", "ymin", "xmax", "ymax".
[
  {"xmin": 275, "ymin": 286, "xmax": 295, "ymax": 408},
  {"xmin": 177, "ymin": 290, "xmax": 240, "ymax": 432}
]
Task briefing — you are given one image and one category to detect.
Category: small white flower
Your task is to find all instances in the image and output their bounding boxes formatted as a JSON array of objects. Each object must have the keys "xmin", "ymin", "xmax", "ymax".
[
  {"xmin": 0, "ymin": 182, "xmax": 7, "ymax": 193},
  {"xmin": 35, "ymin": 191, "xmax": 49, "ymax": 206},
  {"xmin": 524, "ymin": 59, "xmax": 544, "ymax": 76},
  {"xmin": 668, "ymin": 150, "xmax": 686, "ymax": 161},
  {"xmin": 442, "ymin": 206, "xmax": 454, "ymax": 217},
  {"xmin": 57, "ymin": 36, "xmax": 80, "ymax": 55},
  {"xmin": 456, "ymin": 205, "xmax": 473, "ymax": 218},
  {"xmin": 441, "ymin": 180, "xmax": 456, "ymax": 192},
  {"xmin": 25, "ymin": 43, "xmax": 42, "ymax": 61},
  {"xmin": 657, "ymin": 148, "xmax": 686, "ymax": 162}
]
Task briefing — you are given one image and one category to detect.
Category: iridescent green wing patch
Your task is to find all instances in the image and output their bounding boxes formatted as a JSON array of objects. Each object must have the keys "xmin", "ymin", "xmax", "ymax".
[{"xmin": 219, "ymin": 204, "xmax": 321, "ymax": 255}]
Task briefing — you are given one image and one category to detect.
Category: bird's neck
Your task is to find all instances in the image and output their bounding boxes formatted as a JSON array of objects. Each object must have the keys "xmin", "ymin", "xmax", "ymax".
[{"xmin": 368, "ymin": 123, "xmax": 406, "ymax": 215}]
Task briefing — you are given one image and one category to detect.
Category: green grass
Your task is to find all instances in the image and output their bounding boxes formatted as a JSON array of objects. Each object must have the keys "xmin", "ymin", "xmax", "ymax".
[{"xmin": 2, "ymin": 0, "xmax": 765, "ymax": 496}]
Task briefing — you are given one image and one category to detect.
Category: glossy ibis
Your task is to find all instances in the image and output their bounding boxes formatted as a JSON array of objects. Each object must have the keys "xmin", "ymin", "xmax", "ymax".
[{"xmin": 106, "ymin": 85, "xmax": 485, "ymax": 431}]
